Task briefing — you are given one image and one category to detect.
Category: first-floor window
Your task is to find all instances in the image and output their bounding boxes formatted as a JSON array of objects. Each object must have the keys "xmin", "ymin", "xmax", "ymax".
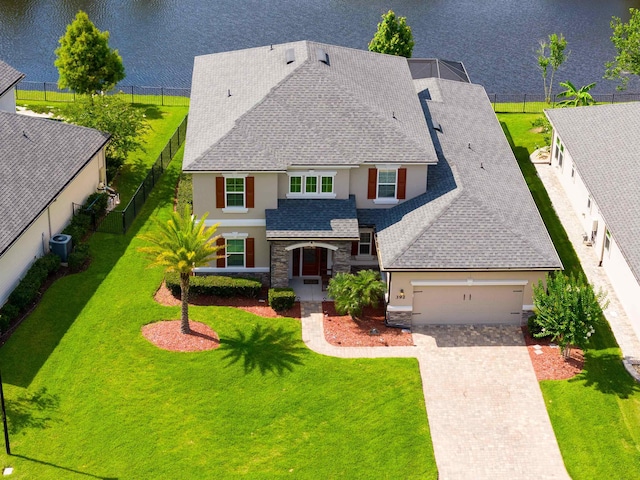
[
  {"xmin": 377, "ymin": 169, "xmax": 397, "ymax": 198},
  {"xmin": 226, "ymin": 239, "xmax": 245, "ymax": 267},
  {"xmin": 604, "ymin": 230, "xmax": 611, "ymax": 253}
]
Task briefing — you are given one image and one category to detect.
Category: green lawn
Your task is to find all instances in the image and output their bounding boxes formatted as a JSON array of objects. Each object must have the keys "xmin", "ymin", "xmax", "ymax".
[
  {"xmin": 498, "ymin": 113, "xmax": 640, "ymax": 478},
  {"xmin": 0, "ymin": 153, "xmax": 434, "ymax": 477}
]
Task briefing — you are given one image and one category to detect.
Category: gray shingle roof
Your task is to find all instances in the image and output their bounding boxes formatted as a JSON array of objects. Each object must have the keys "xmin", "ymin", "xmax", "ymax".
[
  {"xmin": 546, "ymin": 103, "xmax": 640, "ymax": 283},
  {"xmin": 371, "ymin": 78, "xmax": 562, "ymax": 270},
  {"xmin": 0, "ymin": 112, "xmax": 110, "ymax": 256},
  {"xmin": 0, "ymin": 60, "xmax": 24, "ymax": 97},
  {"xmin": 266, "ymin": 196, "xmax": 359, "ymax": 240},
  {"xmin": 183, "ymin": 41, "xmax": 438, "ymax": 172}
]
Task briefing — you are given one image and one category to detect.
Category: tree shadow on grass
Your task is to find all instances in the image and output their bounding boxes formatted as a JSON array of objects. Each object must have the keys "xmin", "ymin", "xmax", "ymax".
[
  {"xmin": 7, "ymin": 387, "xmax": 60, "ymax": 434},
  {"xmin": 569, "ymin": 352, "xmax": 640, "ymax": 399},
  {"xmin": 219, "ymin": 325, "xmax": 307, "ymax": 375}
]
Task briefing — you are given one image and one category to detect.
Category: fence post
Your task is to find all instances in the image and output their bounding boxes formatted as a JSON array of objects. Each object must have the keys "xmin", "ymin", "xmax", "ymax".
[
  {"xmin": 122, "ymin": 211, "xmax": 126, "ymax": 234},
  {"xmin": 43, "ymin": 82, "xmax": 47, "ymax": 102},
  {"xmin": 611, "ymin": 93, "xmax": 615, "ymax": 104},
  {"xmin": 161, "ymin": 87, "xmax": 164, "ymax": 106},
  {"xmin": 131, "ymin": 86, "xmax": 134, "ymax": 105},
  {"xmin": 522, "ymin": 94, "xmax": 526, "ymax": 113}
]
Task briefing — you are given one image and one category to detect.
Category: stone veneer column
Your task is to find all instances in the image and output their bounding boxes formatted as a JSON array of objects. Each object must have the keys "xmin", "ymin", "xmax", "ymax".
[
  {"xmin": 270, "ymin": 241, "xmax": 289, "ymax": 288},
  {"xmin": 331, "ymin": 241, "xmax": 352, "ymax": 275},
  {"xmin": 386, "ymin": 311, "xmax": 412, "ymax": 329}
]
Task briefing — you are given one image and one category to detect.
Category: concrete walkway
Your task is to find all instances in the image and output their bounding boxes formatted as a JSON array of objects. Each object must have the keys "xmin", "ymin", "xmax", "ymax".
[
  {"xmin": 535, "ymin": 163, "xmax": 640, "ymax": 379},
  {"xmin": 301, "ymin": 303, "xmax": 570, "ymax": 479}
]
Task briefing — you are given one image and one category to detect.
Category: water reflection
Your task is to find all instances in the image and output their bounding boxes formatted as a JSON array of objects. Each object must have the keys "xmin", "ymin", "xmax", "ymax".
[{"xmin": 0, "ymin": 0, "xmax": 639, "ymax": 92}]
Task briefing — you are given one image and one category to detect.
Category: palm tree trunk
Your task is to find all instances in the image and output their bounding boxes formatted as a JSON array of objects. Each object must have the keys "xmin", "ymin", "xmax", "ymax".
[{"xmin": 180, "ymin": 273, "xmax": 191, "ymax": 334}]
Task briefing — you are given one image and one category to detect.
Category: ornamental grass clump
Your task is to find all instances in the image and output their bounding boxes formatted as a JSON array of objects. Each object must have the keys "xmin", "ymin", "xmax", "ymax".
[{"xmin": 532, "ymin": 272, "xmax": 608, "ymax": 358}]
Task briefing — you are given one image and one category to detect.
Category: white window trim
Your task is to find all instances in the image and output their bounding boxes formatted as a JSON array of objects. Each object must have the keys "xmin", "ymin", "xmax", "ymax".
[
  {"xmin": 375, "ymin": 166, "xmax": 399, "ymax": 203},
  {"xmin": 286, "ymin": 170, "xmax": 337, "ymax": 198},
  {"xmin": 355, "ymin": 229, "xmax": 374, "ymax": 257},
  {"xmin": 222, "ymin": 174, "xmax": 248, "ymax": 212}
]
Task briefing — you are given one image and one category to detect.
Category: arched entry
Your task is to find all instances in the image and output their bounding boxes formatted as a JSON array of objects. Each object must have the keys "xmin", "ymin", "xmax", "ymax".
[{"xmin": 285, "ymin": 242, "xmax": 338, "ymax": 278}]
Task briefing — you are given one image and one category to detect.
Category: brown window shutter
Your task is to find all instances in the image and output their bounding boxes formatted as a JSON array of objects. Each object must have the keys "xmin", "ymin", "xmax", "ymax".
[
  {"xmin": 216, "ymin": 237, "xmax": 226, "ymax": 268},
  {"xmin": 216, "ymin": 177, "xmax": 225, "ymax": 208},
  {"xmin": 351, "ymin": 241, "xmax": 359, "ymax": 256},
  {"xmin": 367, "ymin": 168, "xmax": 377, "ymax": 199},
  {"xmin": 397, "ymin": 168, "xmax": 407, "ymax": 199},
  {"xmin": 246, "ymin": 176, "xmax": 254, "ymax": 208},
  {"xmin": 371, "ymin": 233, "xmax": 377, "ymax": 256},
  {"xmin": 246, "ymin": 237, "xmax": 255, "ymax": 268}
]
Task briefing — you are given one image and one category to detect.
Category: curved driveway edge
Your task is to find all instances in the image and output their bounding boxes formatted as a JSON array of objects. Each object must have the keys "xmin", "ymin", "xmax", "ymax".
[{"xmin": 300, "ymin": 302, "xmax": 571, "ymax": 480}]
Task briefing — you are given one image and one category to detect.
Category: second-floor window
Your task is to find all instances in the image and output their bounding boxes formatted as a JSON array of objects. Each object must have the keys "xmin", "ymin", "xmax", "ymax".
[
  {"xmin": 287, "ymin": 171, "xmax": 336, "ymax": 197},
  {"xmin": 367, "ymin": 167, "xmax": 407, "ymax": 203},
  {"xmin": 216, "ymin": 175, "xmax": 254, "ymax": 211},
  {"xmin": 377, "ymin": 170, "xmax": 397, "ymax": 198}
]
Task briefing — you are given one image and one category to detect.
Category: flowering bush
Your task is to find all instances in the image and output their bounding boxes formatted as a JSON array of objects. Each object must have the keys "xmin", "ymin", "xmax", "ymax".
[{"xmin": 532, "ymin": 272, "xmax": 608, "ymax": 358}]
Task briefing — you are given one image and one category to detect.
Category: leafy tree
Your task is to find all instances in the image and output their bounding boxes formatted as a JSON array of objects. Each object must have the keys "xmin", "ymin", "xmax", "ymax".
[
  {"xmin": 62, "ymin": 93, "xmax": 148, "ymax": 179},
  {"xmin": 605, "ymin": 8, "xmax": 640, "ymax": 90},
  {"xmin": 55, "ymin": 10, "xmax": 125, "ymax": 94},
  {"xmin": 327, "ymin": 270, "xmax": 385, "ymax": 320},
  {"xmin": 137, "ymin": 207, "xmax": 224, "ymax": 334},
  {"xmin": 368, "ymin": 10, "xmax": 415, "ymax": 58},
  {"xmin": 537, "ymin": 33, "xmax": 569, "ymax": 103},
  {"xmin": 557, "ymin": 80, "xmax": 597, "ymax": 107},
  {"xmin": 532, "ymin": 272, "xmax": 608, "ymax": 358}
]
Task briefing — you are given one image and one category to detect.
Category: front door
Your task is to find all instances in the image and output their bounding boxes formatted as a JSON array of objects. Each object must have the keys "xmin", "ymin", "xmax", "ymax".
[{"xmin": 301, "ymin": 247, "xmax": 320, "ymax": 276}]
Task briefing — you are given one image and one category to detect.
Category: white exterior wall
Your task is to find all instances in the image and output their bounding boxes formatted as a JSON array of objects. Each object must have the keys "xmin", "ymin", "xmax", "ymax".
[
  {"xmin": 551, "ymin": 131, "xmax": 640, "ymax": 340},
  {"xmin": 0, "ymin": 88, "xmax": 16, "ymax": 113},
  {"xmin": 0, "ymin": 148, "xmax": 106, "ymax": 306}
]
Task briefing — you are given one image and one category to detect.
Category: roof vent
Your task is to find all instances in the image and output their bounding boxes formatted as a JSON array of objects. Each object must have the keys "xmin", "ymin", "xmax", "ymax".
[
  {"xmin": 316, "ymin": 48, "xmax": 329, "ymax": 65},
  {"xmin": 433, "ymin": 123, "xmax": 442, "ymax": 133},
  {"xmin": 285, "ymin": 48, "xmax": 295, "ymax": 64}
]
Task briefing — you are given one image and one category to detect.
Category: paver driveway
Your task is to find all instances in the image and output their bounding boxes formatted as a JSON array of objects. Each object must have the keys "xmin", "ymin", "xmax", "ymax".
[{"xmin": 301, "ymin": 303, "xmax": 570, "ymax": 479}]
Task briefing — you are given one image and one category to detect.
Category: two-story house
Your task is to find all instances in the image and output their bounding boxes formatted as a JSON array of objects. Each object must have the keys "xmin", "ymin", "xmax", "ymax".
[
  {"xmin": 546, "ymin": 103, "xmax": 640, "ymax": 342},
  {"xmin": 183, "ymin": 41, "xmax": 561, "ymax": 327}
]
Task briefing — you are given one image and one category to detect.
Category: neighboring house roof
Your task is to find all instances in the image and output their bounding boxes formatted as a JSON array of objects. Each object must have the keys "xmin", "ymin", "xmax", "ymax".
[
  {"xmin": 370, "ymin": 78, "xmax": 562, "ymax": 270},
  {"xmin": 0, "ymin": 112, "xmax": 110, "ymax": 257},
  {"xmin": 266, "ymin": 196, "xmax": 359, "ymax": 240},
  {"xmin": 183, "ymin": 41, "xmax": 438, "ymax": 172},
  {"xmin": 546, "ymin": 103, "xmax": 640, "ymax": 283},
  {"xmin": 0, "ymin": 60, "xmax": 24, "ymax": 97}
]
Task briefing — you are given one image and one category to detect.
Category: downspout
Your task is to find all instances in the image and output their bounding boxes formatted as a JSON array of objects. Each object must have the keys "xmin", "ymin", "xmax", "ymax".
[
  {"xmin": 384, "ymin": 271, "xmax": 392, "ymax": 326},
  {"xmin": 598, "ymin": 228, "xmax": 607, "ymax": 267}
]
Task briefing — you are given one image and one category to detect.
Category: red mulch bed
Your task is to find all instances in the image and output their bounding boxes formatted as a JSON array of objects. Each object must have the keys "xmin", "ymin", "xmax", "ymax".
[
  {"xmin": 154, "ymin": 281, "xmax": 301, "ymax": 319},
  {"xmin": 142, "ymin": 320, "xmax": 220, "ymax": 352},
  {"xmin": 522, "ymin": 326, "xmax": 584, "ymax": 381},
  {"xmin": 322, "ymin": 302, "xmax": 414, "ymax": 347}
]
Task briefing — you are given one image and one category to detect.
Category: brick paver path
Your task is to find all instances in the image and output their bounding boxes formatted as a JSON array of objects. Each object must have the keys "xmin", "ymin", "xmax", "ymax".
[{"xmin": 301, "ymin": 303, "xmax": 570, "ymax": 479}]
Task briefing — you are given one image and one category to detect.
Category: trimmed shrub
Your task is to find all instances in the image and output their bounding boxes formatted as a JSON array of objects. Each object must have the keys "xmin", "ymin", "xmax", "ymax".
[
  {"xmin": 165, "ymin": 273, "xmax": 262, "ymax": 298},
  {"xmin": 268, "ymin": 288, "xmax": 296, "ymax": 312},
  {"xmin": 84, "ymin": 192, "xmax": 108, "ymax": 217},
  {"xmin": 62, "ymin": 213, "xmax": 91, "ymax": 245},
  {"xmin": 34, "ymin": 253, "xmax": 62, "ymax": 275},
  {"xmin": 527, "ymin": 313, "xmax": 548, "ymax": 338},
  {"xmin": 0, "ymin": 314, "xmax": 10, "ymax": 335},
  {"xmin": 0, "ymin": 304, "xmax": 20, "ymax": 323},
  {"xmin": 8, "ymin": 281, "xmax": 38, "ymax": 311},
  {"xmin": 68, "ymin": 243, "xmax": 91, "ymax": 272}
]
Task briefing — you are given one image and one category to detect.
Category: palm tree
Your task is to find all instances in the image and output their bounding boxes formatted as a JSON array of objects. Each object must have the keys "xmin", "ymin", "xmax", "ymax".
[
  {"xmin": 137, "ymin": 206, "xmax": 224, "ymax": 334},
  {"xmin": 557, "ymin": 80, "xmax": 597, "ymax": 107},
  {"xmin": 327, "ymin": 270, "xmax": 385, "ymax": 320}
]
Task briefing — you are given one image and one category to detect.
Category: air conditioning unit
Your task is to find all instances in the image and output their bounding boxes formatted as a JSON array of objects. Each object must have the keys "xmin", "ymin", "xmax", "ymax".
[{"xmin": 49, "ymin": 234, "xmax": 73, "ymax": 263}]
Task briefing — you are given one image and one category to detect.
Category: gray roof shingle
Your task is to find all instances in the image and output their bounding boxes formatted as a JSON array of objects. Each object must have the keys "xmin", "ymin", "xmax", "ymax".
[
  {"xmin": 371, "ymin": 78, "xmax": 562, "ymax": 270},
  {"xmin": 546, "ymin": 103, "xmax": 640, "ymax": 283},
  {"xmin": 184, "ymin": 41, "xmax": 438, "ymax": 172},
  {"xmin": 0, "ymin": 60, "xmax": 24, "ymax": 97},
  {"xmin": 0, "ymin": 112, "xmax": 110, "ymax": 256},
  {"xmin": 266, "ymin": 196, "xmax": 359, "ymax": 240}
]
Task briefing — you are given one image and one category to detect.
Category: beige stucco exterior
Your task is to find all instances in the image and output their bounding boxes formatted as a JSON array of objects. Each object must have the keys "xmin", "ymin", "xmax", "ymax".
[
  {"xmin": 0, "ymin": 148, "xmax": 106, "ymax": 306},
  {"xmin": 551, "ymin": 131, "xmax": 640, "ymax": 340}
]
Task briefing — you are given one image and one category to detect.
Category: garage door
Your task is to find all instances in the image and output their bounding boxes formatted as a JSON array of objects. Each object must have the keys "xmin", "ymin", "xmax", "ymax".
[{"xmin": 412, "ymin": 283, "xmax": 524, "ymax": 326}]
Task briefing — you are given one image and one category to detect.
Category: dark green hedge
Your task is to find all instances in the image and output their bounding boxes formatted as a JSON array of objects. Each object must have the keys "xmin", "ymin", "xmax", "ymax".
[
  {"xmin": 0, "ymin": 253, "xmax": 61, "ymax": 330},
  {"xmin": 165, "ymin": 272, "xmax": 262, "ymax": 298},
  {"xmin": 268, "ymin": 288, "xmax": 296, "ymax": 312}
]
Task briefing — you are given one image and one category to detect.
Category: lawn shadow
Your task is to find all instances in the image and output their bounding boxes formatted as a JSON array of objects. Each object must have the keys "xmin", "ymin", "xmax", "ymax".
[
  {"xmin": 219, "ymin": 324, "xmax": 307, "ymax": 375},
  {"xmin": 7, "ymin": 387, "xmax": 60, "ymax": 434},
  {"xmin": 569, "ymin": 352, "xmax": 640, "ymax": 398},
  {"xmin": 12, "ymin": 454, "xmax": 117, "ymax": 479}
]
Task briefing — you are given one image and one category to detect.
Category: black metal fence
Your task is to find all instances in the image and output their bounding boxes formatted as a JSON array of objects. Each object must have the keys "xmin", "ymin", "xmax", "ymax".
[
  {"xmin": 490, "ymin": 92, "xmax": 640, "ymax": 113},
  {"xmin": 91, "ymin": 115, "xmax": 188, "ymax": 234},
  {"xmin": 16, "ymin": 81, "xmax": 190, "ymax": 106}
]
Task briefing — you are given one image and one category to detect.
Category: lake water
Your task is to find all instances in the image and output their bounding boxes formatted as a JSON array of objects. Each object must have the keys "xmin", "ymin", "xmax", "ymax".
[{"xmin": 1, "ymin": 0, "xmax": 639, "ymax": 93}]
